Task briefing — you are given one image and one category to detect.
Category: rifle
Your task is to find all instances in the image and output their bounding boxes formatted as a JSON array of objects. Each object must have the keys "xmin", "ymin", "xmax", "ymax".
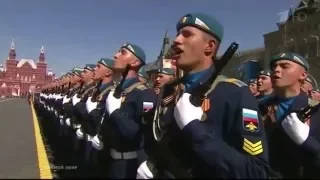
[
  {"xmin": 189, "ymin": 42, "xmax": 239, "ymax": 106},
  {"xmin": 90, "ymin": 79, "xmax": 103, "ymax": 102},
  {"xmin": 113, "ymin": 65, "xmax": 130, "ymax": 98},
  {"xmin": 296, "ymin": 103, "xmax": 320, "ymax": 123}
]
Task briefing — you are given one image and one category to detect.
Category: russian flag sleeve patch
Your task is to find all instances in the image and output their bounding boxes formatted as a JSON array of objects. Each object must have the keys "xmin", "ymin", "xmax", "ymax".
[
  {"xmin": 242, "ymin": 108, "xmax": 260, "ymax": 132},
  {"xmin": 143, "ymin": 102, "xmax": 154, "ymax": 112}
]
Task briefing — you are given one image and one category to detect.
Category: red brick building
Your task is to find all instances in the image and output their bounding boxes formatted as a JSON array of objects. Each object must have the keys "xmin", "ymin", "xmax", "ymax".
[{"xmin": 0, "ymin": 42, "xmax": 55, "ymax": 97}]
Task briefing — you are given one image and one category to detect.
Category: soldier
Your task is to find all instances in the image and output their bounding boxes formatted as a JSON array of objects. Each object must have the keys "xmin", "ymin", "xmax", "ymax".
[
  {"xmin": 103, "ymin": 43, "xmax": 157, "ymax": 178},
  {"xmin": 137, "ymin": 12, "xmax": 273, "ymax": 178},
  {"xmin": 256, "ymin": 69, "xmax": 273, "ymax": 103},
  {"xmin": 248, "ymin": 79, "xmax": 259, "ymax": 96},
  {"xmin": 60, "ymin": 67, "xmax": 84, "ymax": 177},
  {"xmin": 70, "ymin": 64, "xmax": 97, "ymax": 176},
  {"xmin": 259, "ymin": 52, "xmax": 320, "ymax": 178},
  {"xmin": 154, "ymin": 67, "xmax": 175, "ymax": 94},
  {"xmin": 84, "ymin": 58, "xmax": 115, "ymax": 177}
]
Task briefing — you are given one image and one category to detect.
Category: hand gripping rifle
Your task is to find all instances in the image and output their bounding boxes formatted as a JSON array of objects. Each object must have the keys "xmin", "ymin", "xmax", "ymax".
[
  {"xmin": 113, "ymin": 65, "xmax": 130, "ymax": 98},
  {"xmin": 296, "ymin": 102, "xmax": 320, "ymax": 123}
]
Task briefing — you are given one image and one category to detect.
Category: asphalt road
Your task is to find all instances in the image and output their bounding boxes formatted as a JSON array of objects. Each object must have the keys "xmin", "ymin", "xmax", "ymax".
[{"xmin": 0, "ymin": 98, "xmax": 40, "ymax": 179}]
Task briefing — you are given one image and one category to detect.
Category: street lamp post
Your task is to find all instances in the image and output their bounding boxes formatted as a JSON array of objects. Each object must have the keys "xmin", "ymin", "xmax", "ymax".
[{"xmin": 310, "ymin": 35, "xmax": 319, "ymax": 57}]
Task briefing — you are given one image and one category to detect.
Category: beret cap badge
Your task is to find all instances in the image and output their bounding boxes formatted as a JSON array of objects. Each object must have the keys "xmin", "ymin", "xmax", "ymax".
[{"xmin": 181, "ymin": 16, "xmax": 187, "ymax": 23}]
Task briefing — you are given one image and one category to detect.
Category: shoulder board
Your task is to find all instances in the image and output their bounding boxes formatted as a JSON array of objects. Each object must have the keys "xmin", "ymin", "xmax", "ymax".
[
  {"xmin": 136, "ymin": 84, "xmax": 148, "ymax": 91},
  {"xmin": 308, "ymin": 98, "xmax": 319, "ymax": 107},
  {"xmin": 222, "ymin": 78, "xmax": 247, "ymax": 87}
]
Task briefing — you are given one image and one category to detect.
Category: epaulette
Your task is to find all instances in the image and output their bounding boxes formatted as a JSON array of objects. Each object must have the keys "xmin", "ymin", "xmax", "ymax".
[
  {"xmin": 308, "ymin": 98, "xmax": 319, "ymax": 107},
  {"xmin": 136, "ymin": 84, "xmax": 148, "ymax": 91},
  {"xmin": 223, "ymin": 78, "xmax": 247, "ymax": 87}
]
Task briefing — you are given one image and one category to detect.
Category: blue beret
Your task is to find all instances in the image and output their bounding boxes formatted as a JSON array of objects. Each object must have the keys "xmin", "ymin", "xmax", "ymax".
[
  {"xmin": 138, "ymin": 66, "xmax": 148, "ymax": 79},
  {"xmin": 259, "ymin": 69, "xmax": 271, "ymax": 76},
  {"xmin": 157, "ymin": 68, "xmax": 175, "ymax": 76},
  {"xmin": 270, "ymin": 52, "xmax": 309, "ymax": 71},
  {"xmin": 98, "ymin": 58, "xmax": 114, "ymax": 68},
  {"xmin": 72, "ymin": 67, "xmax": 84, "ymax": 76},
  {"xmin": 176, "ymin": 12, "xmax": 224, "ymax": 42},
  {"xmin": 248, "ymin": 79, "xmax": 257, "ymax": 84},
  {"xmin": 84, "ymin": 64, "xmax": 96, "ymax": 71},
  {"xmin": 62, "ymin": 72, "xmax": 71, "ymax": 78},
  {"xmin": 306, "ymin": 76, "xmax": 313, "ymax": 84},
  {"xmin": 121, "ymin": 43, "xmax": 146, "ymax": 65},
  {"xmin": 305, "ymin": 74, "xmax": 316, "ymax": 87}
]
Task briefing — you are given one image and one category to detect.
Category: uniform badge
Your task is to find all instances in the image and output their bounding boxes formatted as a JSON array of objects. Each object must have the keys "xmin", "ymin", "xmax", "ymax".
[
  {"xmin": 242, "ymin": 138, "xmax": 263, "ymax": 156},
  {"xmin": 201, "ymin": 98, "xmax": 210, "ymax": 112},
  {"xmin": 181, "ymin": 16, "xmax": 187, "ymax": 23},
  {"xmin": 143, "ymin": 102, "xmax": 153, "ymax": 112},
  {"xmin": 242, "ymin": 108, "xmax": 260, "ymax": 132}
]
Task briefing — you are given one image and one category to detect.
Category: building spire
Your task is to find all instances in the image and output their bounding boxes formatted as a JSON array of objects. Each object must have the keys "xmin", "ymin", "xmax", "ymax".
[
  {"xmin": 41, "ymin": 45, "xmax": 44, "ymax": 54},
  {"xmin": 11, "ymin": 39, "xmax": 15, "ymax": 50},
  {"xmin": 8, "ymin": 39, "xmax": 16, "ymax": 60},
  {"xmin": 39, "ymin": 45, "xmax": 45, "ymax": 63}
]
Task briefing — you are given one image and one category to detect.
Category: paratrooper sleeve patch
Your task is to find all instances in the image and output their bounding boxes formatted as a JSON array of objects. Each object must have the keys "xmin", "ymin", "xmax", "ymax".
[{"xmin": 242, "ymin": 138, "xmax": 263, "ymax": 156}]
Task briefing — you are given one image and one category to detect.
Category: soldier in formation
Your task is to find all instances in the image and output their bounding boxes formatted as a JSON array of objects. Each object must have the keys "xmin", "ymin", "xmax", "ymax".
[
  {"xmin": 256, "ymin": 69, "xmax": 273, "ymax": 103},
  {"xmin": 33, "ymin": 12, "xmax": 320, "ymax": 179}
]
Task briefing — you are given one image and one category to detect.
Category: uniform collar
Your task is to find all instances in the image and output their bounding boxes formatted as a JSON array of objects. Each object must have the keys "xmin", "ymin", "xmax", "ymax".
[
  {"xmin": 99, "ymin": 81, "xmax": 113, "ymax": 91},
  {"xmin": 288, "ymin": 91, "xmax": 309, "ymax": 111},
  {"xmin": 182, "ymin": 66, "xmax": 214, "ymax": 91},
  {"xmin": 122, "ymin": 77, "xmax": 139, "ymax": 89},
  {"xmin": 269, "ymin": 91, "xmax": 308, "ymax": 111}
]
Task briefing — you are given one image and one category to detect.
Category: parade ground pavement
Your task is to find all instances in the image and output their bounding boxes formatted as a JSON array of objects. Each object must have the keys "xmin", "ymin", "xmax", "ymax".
[{"xmin": 0, "ymin": 98, "xmax": 52, "ymax": 179}]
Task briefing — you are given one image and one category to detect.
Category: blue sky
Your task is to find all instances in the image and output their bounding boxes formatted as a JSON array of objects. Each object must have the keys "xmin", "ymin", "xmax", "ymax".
[{"xmin": 0, "ymin": 0, "xmax": 298, "ymax": 76}]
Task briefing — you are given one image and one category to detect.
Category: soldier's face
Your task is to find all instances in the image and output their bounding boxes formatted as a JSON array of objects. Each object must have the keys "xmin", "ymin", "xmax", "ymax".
[
  {"xmin": 271, "ymin": 60, "xmax": 307, "ymax": 89},
  {"xmin": 257, "ymin": 75, "xmax": 272, "ymax": 92},
  {"xmin": 113, "ymin": 48, "xmax": 134, "ymax": 70},
  {"xmin": 71, "ymin": 74, "xmax": 81, "ymax": 84},
  {"xmin": 93, "ymin": 63, "xmax": 109, "ymax": 80},
  {"xmin": 301, "ymin": 81, "xmax": 313, "ymax": 93},
  {"xmin": 155, "ymin": 73, "xmax": 174, "ymax": 88},
  {"xmin": 249, "ymin": 83, "xmax": 258, "ymax": 95},
  {"xmin": 172, "ymin": 26, "xmax": 214, "ymax": 71},
  {"xmin": 81, "ymin": 69, "xmax": 94, "ymax": 82},
  {"xmin": 310, "ymin": 90, "xmax": 317, "ymax": 100}
]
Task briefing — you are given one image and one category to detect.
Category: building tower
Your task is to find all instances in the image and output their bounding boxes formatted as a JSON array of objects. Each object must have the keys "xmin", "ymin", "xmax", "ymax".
[
  {"xmin": 36, "ymin": 46, "xmax": 47, "ymax": 83},
  {"xmin": 5, "ymin": 40, "xmax": 18, "ymax": 81}
]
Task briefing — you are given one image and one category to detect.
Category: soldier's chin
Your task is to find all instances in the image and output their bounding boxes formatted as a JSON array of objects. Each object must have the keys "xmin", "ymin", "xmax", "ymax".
[
  {"xmin": 175, "ymin": 61, "xmax": 188, "ymax": 70},
  {"xmin": 272, "ymin": 82, "xmax": 286, "ymax": 88}
]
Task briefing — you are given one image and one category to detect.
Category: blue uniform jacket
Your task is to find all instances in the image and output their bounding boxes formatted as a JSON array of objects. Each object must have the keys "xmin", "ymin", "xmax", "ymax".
[
  {"xmin": 85, "ymin": 81, "xmax": 113, "ymax": 136},
  {"xmin": 259, "ymin": 91, "xmax": 320, "ymax": 178},
  {"xmin": 103, "ymin": 77, "xmax": 157, "ymax": 152},
  {"xmin": 149, "ymin": 68, "xmax": 273, "ymax": 178}
]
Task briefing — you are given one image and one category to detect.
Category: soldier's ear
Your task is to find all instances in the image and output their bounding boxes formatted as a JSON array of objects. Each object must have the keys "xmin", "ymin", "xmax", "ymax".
[
  {"xmin": 204, "ymin": 39, "xmax": 215, "ymax": 54},
  {"xmin": 130, "ymin": 58, "xmax": 141, "ymax": 68},
  {"xmin": 299, "ymin": 71, "xmax": 308, "ymax": 82}
]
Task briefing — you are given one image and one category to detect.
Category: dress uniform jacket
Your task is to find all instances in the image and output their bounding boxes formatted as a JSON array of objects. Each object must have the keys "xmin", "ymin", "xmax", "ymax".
[
  {"xmin": 259, "ymin": 91, "xmax": 320, "ymax": 178},
  {"xmin": 148, "ymin": 67, "xmax": 273, "ymax": 178}
]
